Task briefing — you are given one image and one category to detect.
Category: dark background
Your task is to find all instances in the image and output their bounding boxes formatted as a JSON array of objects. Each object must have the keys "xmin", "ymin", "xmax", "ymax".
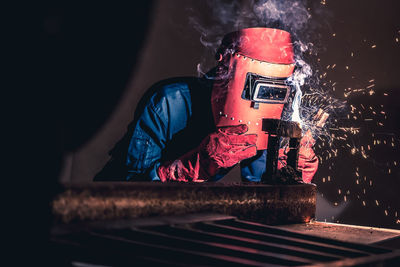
[{"xmin": 7, "ymin": 1, "xmax": 400, "ymax": 258}]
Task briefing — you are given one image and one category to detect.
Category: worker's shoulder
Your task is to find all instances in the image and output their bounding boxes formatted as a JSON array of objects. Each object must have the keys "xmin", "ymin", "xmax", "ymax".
[
  {"xmin": 134, "ymin": 76, "xmax": 212, "ymax": 119},
  {"xmin": 148, "ymin": 76, "xmax": 210, "ymax": 104},
  {"xmin": 133, "ymin": 76, "xmax": 213, "ymax": 122},
  {"xmin": 153, "ymin": 76, "xmax": 203, "ymax": 95}
]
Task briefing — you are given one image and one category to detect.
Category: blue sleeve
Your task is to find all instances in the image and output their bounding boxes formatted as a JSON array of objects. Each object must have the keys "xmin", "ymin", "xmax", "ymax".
[
  {"xmin": 126, "ymin": 83, "xmax": 192, "ymax": 181},
  {"xmin": 240, "ymin": 150, "xmax": 267, "ymax": 182}
]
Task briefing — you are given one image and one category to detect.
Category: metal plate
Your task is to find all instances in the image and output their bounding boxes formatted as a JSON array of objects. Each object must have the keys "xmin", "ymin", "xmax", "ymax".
[{"xmin": 51, "ymin": 213, "xmax": 400, "ymax": 266}]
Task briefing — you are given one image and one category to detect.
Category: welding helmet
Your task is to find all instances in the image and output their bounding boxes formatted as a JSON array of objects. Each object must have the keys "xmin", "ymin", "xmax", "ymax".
[{"xmin": 211, "ymin": 28, "xmax": 295, "ymax": 150}]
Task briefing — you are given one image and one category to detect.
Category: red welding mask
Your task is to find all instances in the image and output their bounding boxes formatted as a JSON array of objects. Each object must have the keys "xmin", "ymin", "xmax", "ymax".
[{"xmin": 211, "ymin": 28, "xmax": 295, "ymax": 150}]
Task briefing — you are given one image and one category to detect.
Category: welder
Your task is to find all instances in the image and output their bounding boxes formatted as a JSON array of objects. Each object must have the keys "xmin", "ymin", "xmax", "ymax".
[{"xmin": 123, "ymin": 28, "xmax": 318, "ymax": 183}]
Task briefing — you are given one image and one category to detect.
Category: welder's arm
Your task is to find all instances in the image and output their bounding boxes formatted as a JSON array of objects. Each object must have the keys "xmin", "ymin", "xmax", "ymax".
[
  {"xmin": 126, "ymin": 88, "xmax": 257, "ymax": 182},
  {"xmin": 296, "ymin": 147, "xmax": 318, "ymax": 183},
  {"xmin": 157, "ymin": 125, "xmax": 257, "ymax": 182},
  {"xmin": 297, "ymin": 131, "xmax": 319, "ymax": 183},
  {"xmin": 126, "ymin": 100, "xmax": 167, "ymax": 181},
  {"xmin": 278, "ymin": 131, "xmax": 319, "ymax": 183}
]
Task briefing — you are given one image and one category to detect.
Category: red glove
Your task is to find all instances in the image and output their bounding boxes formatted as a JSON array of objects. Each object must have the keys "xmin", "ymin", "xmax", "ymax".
[
  {"xmin": 298, "ymin": 130, "xmax": 319, "ymax": 183},
  {"xmin": 278, "ymin": 130, "xmax": 318, "ymax": 183},
  {"xmin": 157, "ymin": 124, "xmax": 257, "ymax": 182}
]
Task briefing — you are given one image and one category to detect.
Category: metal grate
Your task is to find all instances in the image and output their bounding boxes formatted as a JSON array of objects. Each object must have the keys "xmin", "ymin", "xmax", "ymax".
[{"xmin": 51, "ymin": 214, "xmax": 399, "ymax": 266}]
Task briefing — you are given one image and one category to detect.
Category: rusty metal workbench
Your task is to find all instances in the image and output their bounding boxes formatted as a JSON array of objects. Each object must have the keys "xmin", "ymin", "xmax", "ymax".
[
  {"xmin": 50, "ymin": 182, "xmax": 400, "ymax": 266},
  {"xmin": 52, "ymin": 182, "xmax": 316, "ymax": 225}
]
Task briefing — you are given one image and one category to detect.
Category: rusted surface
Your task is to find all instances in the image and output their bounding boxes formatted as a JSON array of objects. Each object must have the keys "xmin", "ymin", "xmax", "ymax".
[{"xmin": 52, "ymin": 182, "xmax": 316, "ymax": 224}]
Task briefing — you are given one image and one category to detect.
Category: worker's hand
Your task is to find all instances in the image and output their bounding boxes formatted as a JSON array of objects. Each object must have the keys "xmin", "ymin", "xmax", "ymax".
[
  {"xmin": 203, "ymin": 124, "xmax": 257, "ymax": 170},
  {"xmin": 277, "ymin": 130, "xmax": 318, "ymax": 183},
  {"xmin": 157, "ymin": 124, "xmax": 257, "ymax": 182},
  {"xmin": 297, "ymin": 130, "xmax": 318, "ymax": 183}
]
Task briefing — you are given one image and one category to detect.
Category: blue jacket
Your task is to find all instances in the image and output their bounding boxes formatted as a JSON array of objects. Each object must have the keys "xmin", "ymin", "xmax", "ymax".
[{"xmin": 126, "ymin": 77, "xmax": 267, "ymax": 182}]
